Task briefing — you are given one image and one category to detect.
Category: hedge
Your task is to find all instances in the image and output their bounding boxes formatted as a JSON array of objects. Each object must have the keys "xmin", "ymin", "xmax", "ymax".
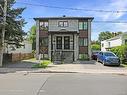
[{"xmin": 110, "ymin": 45, "xmax": 127, "ymax": 64}]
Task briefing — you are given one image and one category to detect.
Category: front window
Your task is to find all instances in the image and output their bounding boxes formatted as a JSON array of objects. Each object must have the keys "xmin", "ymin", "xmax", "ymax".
[
  {"xmin": 79, "ymin": 22, "xmax": 83, "ymax": 30},
  {"xmin": 79, "ymin": 22, "xmax": 88, "ymax": 30},
  {"xmin": 79, "ymin": 38, "xmax": 88, "ymax": 46},
  {"xmin": 108, "ymin": 42, "xmax": 110, "ymax": 47},
  {"xmin": 64, "ymin": 36, "xmax": 70, "ymax": 49},
  {"xmin": 56, "ymin": 36, "xmax": 62, "ymax": 49},
  {"xmin": 40, "ymin": 37, "xmax": 48, "ymax": 46},
  {"xmin": 102, "ymin": 43, "xmax": 104, "ymax": 47},
  {"xmin": 125, "ymin": 39, "xmax": 127, "ymax": 44},
  {"xmin": 40, "ymin": 21, "xmax": 48, "ymax": 31},
  {"xmin": 58, "ymin": 21, "xmax": 68, "ymax": 27}
]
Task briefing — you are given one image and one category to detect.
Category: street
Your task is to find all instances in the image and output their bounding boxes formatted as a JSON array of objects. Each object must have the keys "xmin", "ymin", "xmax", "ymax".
[{"xmin": 0, "ymin": 72, "xmax": 127, "ymax": 95}]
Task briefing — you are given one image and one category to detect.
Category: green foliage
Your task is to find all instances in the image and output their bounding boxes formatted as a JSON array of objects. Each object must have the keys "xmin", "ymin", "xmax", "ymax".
[
  {"xmin": 91, "ymin": 44, "xmax": 101, "ymax": 50},
  {"xmin": 27, "ymin": 25, "xmax": 36, "ymax": 50},
  {"xmin": 32, "ymin": 60, "xmax": 51, "ymax": 68},
  {"xmin": 79, "ymin": 54, "xmax": 89, "ymax": 60},
  {"xmin": 98, "ymin": 31, "xmax": 122, "ymax": 42},
  {"xmin": 0, "ymin": 0, "xmax": 26, "ymax": 47},
  {"xmin": 110, "ymin": 45, "xmax": 127, "ymax": 63},
  {"xmin": 91, "ymin": 40, "xmax": 100, "ymax": 45}
]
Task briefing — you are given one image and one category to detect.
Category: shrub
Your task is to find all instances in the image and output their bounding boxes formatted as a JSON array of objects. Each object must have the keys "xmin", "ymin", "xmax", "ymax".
[
  {"xmin": 79, "ymin": 54, "xmax": 89, "ymax": 60},
  {"xmin": 110, "ymin": 45, "xmax": 127, "ymax": 64},
  {"xmin": 91, "ymin": 44, "xmax": 101, "ymax": 51},
  {"xmin": 32, "ymin": 60, "xmax": 51, "ymax": 68}
]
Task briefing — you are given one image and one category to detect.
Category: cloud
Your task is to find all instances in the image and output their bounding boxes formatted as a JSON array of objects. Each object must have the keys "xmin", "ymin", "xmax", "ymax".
[{"xmin": 96, "ymin": 0, "xmax": 127, "ymax": 20}]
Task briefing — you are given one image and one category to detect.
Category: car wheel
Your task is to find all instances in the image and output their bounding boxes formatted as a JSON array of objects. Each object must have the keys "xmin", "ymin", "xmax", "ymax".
[{"xmin": 117, "ymin": 64, "xmax": 120, "ymax": 67}]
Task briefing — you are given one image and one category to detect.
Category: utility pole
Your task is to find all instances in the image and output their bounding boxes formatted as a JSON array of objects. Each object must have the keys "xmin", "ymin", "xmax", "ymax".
[{"xmin": 0, "ymin": 0, "xmax": 7, "ymax": 67}]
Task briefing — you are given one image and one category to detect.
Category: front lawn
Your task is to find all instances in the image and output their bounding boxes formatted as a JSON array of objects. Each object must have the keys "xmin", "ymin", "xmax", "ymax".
[{"xmin": 32, "ymin": 60, "xmax": 51, "ymax": 68}]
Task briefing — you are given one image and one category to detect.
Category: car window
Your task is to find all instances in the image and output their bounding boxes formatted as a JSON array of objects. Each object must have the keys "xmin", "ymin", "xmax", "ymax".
[{"xmin": 104, "ymin": 52, "xmax": 116, "ymax": 56}]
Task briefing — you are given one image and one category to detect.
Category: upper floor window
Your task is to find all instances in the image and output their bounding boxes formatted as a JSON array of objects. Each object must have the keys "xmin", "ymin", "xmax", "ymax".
[
  {"xmin": 125, "ymin": 39, "xmax": 127, "ymax": 45},
  {"xmin": 108, "ymin": 42, "xmax": 110, "ymax": 47},
  {"xmin": 79, "ymin": 38, "xmax": 88, "ymax": 46},
  {"xmin": 39, "ymin": 37, "xmax": 48, "ymax": 47},
  {"xmin": 40, "ymin": 21, "xmax": 48, "ymax": 31},
  {"xmin": 79, "ymin": 22, "xmax": 87, "ymax": 30},
  {"xmin": 58, "ymin": 21, "xmax": 68, "ymax": 27},
  {"xmin": 102, "ymin": 43, "xmax": 104, "ymax": 47}
]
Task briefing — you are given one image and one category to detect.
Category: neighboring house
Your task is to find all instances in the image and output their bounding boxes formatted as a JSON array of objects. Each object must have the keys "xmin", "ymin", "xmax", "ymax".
[
  {"xmin": 4, "ymin": 40, "xmax": 32, "ymax": 54},
  {"xmin": 101, "ymin": 32, "xmax": 127, "ymax": 51},
  {"xmin": 34, "ymin": 16, "xmax": 94, "ymax": 62}
]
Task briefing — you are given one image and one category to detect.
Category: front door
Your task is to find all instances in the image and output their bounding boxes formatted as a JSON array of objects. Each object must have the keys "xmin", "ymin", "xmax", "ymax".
[
  {"xmin": 56, "ymin": 36, "xmax": 62, "ymax": 49},
  {"xmin": 53, "ymin": 36, "xmax": 73, "ymax": 62},
  {"xmin": 64, "ymin": 36, "xmax": 70, "ymax": 49}
]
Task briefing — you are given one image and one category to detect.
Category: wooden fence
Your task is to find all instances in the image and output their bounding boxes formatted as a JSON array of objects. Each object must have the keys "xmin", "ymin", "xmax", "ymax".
[{"xmin": 3, "ymin": 53, "xmax": 34, "ymax": 62}]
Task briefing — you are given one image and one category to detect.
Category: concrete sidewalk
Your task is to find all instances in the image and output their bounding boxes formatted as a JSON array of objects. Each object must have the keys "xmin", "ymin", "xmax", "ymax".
[{"xmin": 1, "ymin": 61, "xmax": 127, "ymax": 75}]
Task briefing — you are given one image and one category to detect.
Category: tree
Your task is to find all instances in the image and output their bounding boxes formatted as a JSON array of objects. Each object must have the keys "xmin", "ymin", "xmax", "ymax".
[
  {"xmin": 27, "ymin": 25, "xmax": 36, "ymax": 50},
  {"xmin": 98, "ymin": 31, "xmax": 122, "ymax": 42},
  {"xmin": 0, "ymin": 0, "xmax": 26, "ymax": 65},
  {"xmin": 91, "ymin": 44, "xmax": 101, "ymax": 51},
  {"xmin": 0, "ymin": 0, "xmax": 26, "ymax": 47}
]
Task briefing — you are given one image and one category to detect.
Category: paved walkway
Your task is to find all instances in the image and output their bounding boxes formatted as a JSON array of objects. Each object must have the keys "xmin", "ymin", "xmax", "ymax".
[{"xmin": 1, "ymin": 60, "xmax": 127, "ymax": 75}]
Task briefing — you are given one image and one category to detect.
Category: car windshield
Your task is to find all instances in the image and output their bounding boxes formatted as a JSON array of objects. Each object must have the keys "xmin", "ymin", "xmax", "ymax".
[
  {"xmin": 92, "ymin": 52, "xmax": 99, "ymax": 54},
  {"xmin": 104, "ymin": 52, "xmax": 116, "ymax": 57}
]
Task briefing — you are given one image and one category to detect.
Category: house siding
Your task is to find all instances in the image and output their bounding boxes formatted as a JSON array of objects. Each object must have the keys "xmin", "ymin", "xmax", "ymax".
[
  {"xmin": 79, "ymin": 30, "xmax": 88, "ymax": 37},
  {"xmin": 39, "ymin": 31, "xmax": 48, "ymax": 37},
  {"xmin": 101, "ymin": 38, "xmax": 122, "ymax": 51},
  {"xmin": 79, "ymin": 46, "xmax": 88, "ymax": 54}
]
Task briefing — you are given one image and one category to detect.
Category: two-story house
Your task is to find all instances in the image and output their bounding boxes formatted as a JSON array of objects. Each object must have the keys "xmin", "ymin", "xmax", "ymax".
[
  {"xmin": 34, "ymin": 16, "xmax": 94, "ymax": 62},
  {"xmin": 101, "ymin": 32, "xmax": 127, "ymax": 51}
]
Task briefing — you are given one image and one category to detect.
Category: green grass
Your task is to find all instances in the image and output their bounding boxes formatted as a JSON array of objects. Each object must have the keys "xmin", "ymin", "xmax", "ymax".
[{"xmin": 32, "ymin": 60, "xmax": 51, "ymax": 68}]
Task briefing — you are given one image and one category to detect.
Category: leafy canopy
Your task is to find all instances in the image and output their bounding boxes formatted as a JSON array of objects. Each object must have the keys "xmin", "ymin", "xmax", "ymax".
[
  {"xmin": 98, "ymin": 31, "xmax": 122, "ymax": 42},
  {"xmin": 0, "ymin": 0, "xmax": 26, "ymax": 47}
]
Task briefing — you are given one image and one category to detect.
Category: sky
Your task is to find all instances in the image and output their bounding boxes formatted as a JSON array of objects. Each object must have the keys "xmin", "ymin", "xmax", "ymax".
[{"xmin": 14, "ymin": 0, "xmax": 127, "ymax": 40}]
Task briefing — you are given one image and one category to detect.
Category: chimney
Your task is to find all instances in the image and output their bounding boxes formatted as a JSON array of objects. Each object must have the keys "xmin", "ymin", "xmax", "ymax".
[{"xmin": 63, "ymin": 15, "xmax": 66, "ymax": 17}]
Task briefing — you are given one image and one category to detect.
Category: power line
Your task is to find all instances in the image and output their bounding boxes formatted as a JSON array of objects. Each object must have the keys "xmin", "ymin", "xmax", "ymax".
[
  {"xmin": 26, "ymin": 18, "xmax": 127, "ymax": 23},
  {"xmin": 16, "ymin": 1, "xmax": 127, "ymax": 13},
  {"xmin": 93, "ymin": 21, "xmax": 127, "ymax": 23}
]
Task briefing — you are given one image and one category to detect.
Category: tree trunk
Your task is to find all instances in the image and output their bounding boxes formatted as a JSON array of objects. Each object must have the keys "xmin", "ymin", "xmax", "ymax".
[{"xmin": 0, "ymin": 49, "xmax": 3, "ymax": 67}]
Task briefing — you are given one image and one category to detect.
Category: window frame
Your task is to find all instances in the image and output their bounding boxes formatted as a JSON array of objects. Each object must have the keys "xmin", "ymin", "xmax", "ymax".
[
  {"xmin": 79, "ymin": 38, "xmax": 88, "ymax": 46},
  {"xmin": 79, "ymin": 21, "xmax": 88, "ymax": 30},
  {"xmin": 64, "ymin": 36, "xmax": 70, "ymax": 49},
  {"xmin": 39, "ymin": 37, "xmax": 48, "ymax": 47},
  {"xmin": 58, "ymin": 21, "xmax": 68, "ymax": 27},
  {"xmin": 40, "ymin": 21, "xmax": 48, "ymax": 31},
  {"xmin": 56, "ymin": 36, "xmax": 62, "ymax": 49}
]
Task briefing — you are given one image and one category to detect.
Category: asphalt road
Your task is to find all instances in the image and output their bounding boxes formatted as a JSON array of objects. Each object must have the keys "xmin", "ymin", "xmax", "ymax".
[{"xmin": 0, "ymin": 72, "xmax": 127, "ymax": 95}]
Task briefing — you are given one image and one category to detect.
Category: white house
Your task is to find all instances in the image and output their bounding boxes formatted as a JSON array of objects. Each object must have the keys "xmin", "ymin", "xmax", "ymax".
[
  {"xmin": 101, "ymin": 32, "xmax": 127, "ymax": 51},
  {"xmin": 4, "ymin": 40, "xmax": 32, "ymax": 54}
]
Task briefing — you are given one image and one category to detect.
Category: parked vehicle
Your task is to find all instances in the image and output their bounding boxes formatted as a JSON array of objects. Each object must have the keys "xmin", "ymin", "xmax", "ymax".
[
  {"xmin": 92, "ymin": 51, "xmax": 99, "ymax": 60},
  {"xmin": 97, "ymin": 51, "xmax": 120, "ymax": 66}
]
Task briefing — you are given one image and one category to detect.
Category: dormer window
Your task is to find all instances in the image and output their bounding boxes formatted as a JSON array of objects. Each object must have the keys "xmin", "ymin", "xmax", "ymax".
[{"xmin": 58, "ymin": 21, "xmax": 68, "ymax": 27}]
